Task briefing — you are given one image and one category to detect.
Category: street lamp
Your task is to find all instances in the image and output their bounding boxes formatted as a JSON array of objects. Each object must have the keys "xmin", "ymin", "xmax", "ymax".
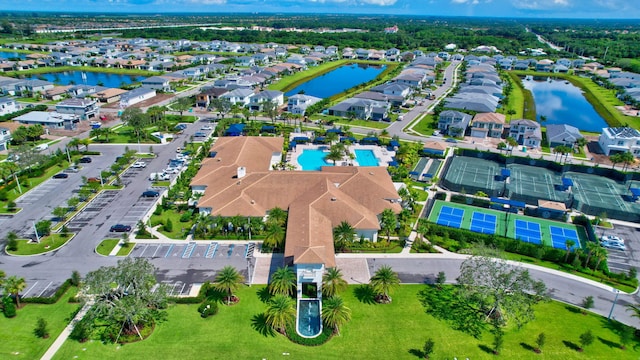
[{"xmin": 608, "ymin": 288, "xmax": 621, "ymax": 321}]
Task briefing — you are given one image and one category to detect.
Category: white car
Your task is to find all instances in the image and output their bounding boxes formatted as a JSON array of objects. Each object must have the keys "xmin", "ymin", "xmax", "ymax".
[
  {"xmin": 201, "ymin": 125, "xmax": 213, "ymax": 131},
  {"xmin": 164, "ymin": 167, "xmax": 180, "ymax": 174},
  {"xmin": 601, "ymin": 240, "xmax": 626, "ymax": 251},
  {"xmin": 601, "ymin": 235, "xmax": 623, "ymax": 244},
  {"xmin": 131, "ymin": 161, "xmax": 147, "ymax": 168}
]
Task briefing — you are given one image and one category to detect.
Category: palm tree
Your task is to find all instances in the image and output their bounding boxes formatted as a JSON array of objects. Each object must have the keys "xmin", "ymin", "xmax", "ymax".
[
  {"xmin": 333, "ymin": 221, "xmax": 355, "ymax": 252},
  {"xmin": 610, "ymin": 153, "xmax": 622, "ymax": 170},
  {"xmin": 4, "ymin": 275, "xmax": 26, "ymax": 307},
  {"xmin": 369, "ymin": 265, "xmax": 400, "ymax": 303},
  {"xmin": 265, "ymin": 294, "xmax": 296, "ymax": 335},
  {"xmin": 626, "ymin": 303, "xmax": 640, "ymax": 320},
  {"xmin": 506, "ymin": 136, "xmax": 518, "ymax": 155},
  {"xmin": 564, "ymin": 240, "xmax": 575, "ymax": 263},
  {"xmin": 267, "ymin": 207, "xmax": 288, "ymax": 227},
  {"xmin": 68, "ymin": 138, "xmax": 81, "ymax": 152},
  {"xmin": 322, "ymin": 267, "xmax": 348, "ymax": 298},
  {"xmin": 322, "ymin": 296, "xmax": 352, "ymax": 335},
  {"xmin": 620, "ymin": 152, "xmax": 635, "ymax": 172},
  {"xmin": 380, "ymin": 208, "xmax": 397, "ymax": 243},
  {"xmin": 269, "ymin": 266, "xmax": 296, "ymax": 296},
  {"xmin": 325, "ymin": 146, "xmax": 344, "ymax": 165},
  {"xmin": 593, "ymin": 247, "xmax": 608, "ymax": 272},
  {"xmin": 583, "ymin": 242, "xmax": 599, "ymax": 269},
  {"xmin": 264, "ymin": 222, "xmax": 285, "ymax": 251},
  {"xmin": 213, "ymin": 266, "xmax": 245, "ymax": 305}
]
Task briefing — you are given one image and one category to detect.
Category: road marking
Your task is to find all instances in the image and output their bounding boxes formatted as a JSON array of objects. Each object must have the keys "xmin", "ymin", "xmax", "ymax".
[
  {"xmin": 165, "ymin": 244, "xmax": 174, "ymax": 258},
  {"xmin": 138, "ymin": 244, "xmax": 149, "ymax": 257},
  {"xmin": 23, "ymin": 281, "xmax": 39, "ymax": 297},
  {"xmin": 152, "ymin": 245, "xmax": 161, "ymax": 258},
  {"xmin": 38, "ymin": 282, "xmax": 53, "ymax": 297}
]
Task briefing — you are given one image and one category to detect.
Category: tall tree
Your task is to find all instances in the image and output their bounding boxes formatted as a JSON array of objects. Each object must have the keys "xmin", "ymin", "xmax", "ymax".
[
  {"xmin": 120, "ymin": 107, "xmax": 149, "ymax": 141},
  {"xmin": 269, "ymin": 266, "xmax": 296, "ymax": 297},
  {"xmin": 4, "ymin": 275, "xmax": 26, "ymax": 307},
  {"xmin": 214, "ymin": 266, "xmax": 244, "ymax": 305},
  {"xmin": 322, "ymin": 295, "xmax": 352, "ymax": 335},
  {"xmin": 380, "ymin": 208, "xmax": 397, "ymax": 243},
  {"xmin": 267, "ymin": 207, "xmax": 287, "ymax": 227},
  {"xmin": 263, "ymin": 222, "xmax": 285, "ymax": 251},
  {"xmin": 82, "ymin": 258, "xmax": 167, "ymax": 341},
  {"xmin": 564, "ymin": 239, "xmax": 575, "ymax": 263},
  {"xmin": 369, "ymin": 265, "xmax": 400, "ymax": 304},
  {"xmin": 322, "ymin": 267, "xmax": 348, "ymax": 298},
  {"xmin": 325, "ymin": 145, "xmax": 344, "ymax": 165},
  {"xmin": 456, "ymin": 248, "xmax": 547, "ymax": 329},
  {"xmin": 333, "ymin": 221, "xmax": 355, "ymax": 252},
  {"xmin": 173, "ymin": 97, "xmax": 193, "ymax": 117},
  {"xmin": 265, "ymin": 294, "xmax": 296, "ymax": 335}
]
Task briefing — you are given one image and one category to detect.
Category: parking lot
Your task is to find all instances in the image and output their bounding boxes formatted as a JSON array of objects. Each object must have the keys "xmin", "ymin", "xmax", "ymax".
[
  {"xmin": 129, "ymin": 242, "xmax": 251, "ymax": 260},
  {"xmin": 598, "ymin": 224, "xmax": 640, "ymax": 274},
  {"xmin": 15, "ymin": 179, "xmax": 61, "ymax": 206}
]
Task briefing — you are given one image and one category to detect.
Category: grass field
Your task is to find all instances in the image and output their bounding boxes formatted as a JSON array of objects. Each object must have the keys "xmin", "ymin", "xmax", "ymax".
[
  {"xmin": 52, "ymin": 285, "xmax": 640, "ymax": 360},
  {"xmin": 428, "ymin": 200, "xmax": 587, "ymax": 248},
  {"xmin": 0, "ymin": 287, "xmax": 80, "ymax": 359},
  {"xmin": 95, "ymin": 239, "xmax": 119, "ymax": 256},
  {"xmin": 7, "ymin": 234, "xmax": 74, "ymax": 255}
]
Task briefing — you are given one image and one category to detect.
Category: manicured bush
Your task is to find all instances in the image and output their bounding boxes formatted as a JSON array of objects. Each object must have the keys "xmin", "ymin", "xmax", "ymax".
[
  {"xmin": 3, "ymin": 297, "xmax": 16, "ymax": 318},
  {"xmin": 180, "ymin": 210, "xmax": 192, "ymax": 222},
  {"xmin": 198, "ymin": 300, "xmax": 219, "ymax": 318},
  {"xmin": 164, "ymin": 218, "xmax": 173, "ymax": 232},
  {"xmin": 286, "ymin": 322, "xmax": 332, "ymax": 346},
  {"xmin": 70, "ymin": 317, "xmax": 93, "ymax": 342},
  {"xmin": 34, "ymin": 317, "xmax": 49, "ymax": 338}
]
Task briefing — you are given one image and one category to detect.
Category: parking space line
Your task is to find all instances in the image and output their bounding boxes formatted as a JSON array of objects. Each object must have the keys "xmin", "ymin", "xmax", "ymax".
[
  {"xmin": 152, "ymin": 245, "xmax": 162, "ymax": 258},
  {"xmin": 38, "ymin": 282, "xmax": 53, "ymax": 297},
  {"xmin": 138, "ymin": 244, "xmax": 149, "ymax": 257},
  {"xmin": 165, "ymin": 244, "xmax": 174, "ymax": 258},
  {"xmin": 23, "ymin": 281, "xmax": 39, "ymax": 297},
  {"xmin": 178, "ymin": 283, "xmax": 186, "ymax": 295}
]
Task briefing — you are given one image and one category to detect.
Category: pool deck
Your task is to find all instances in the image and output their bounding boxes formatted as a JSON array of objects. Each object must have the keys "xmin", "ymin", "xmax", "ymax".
[{"xmin": 288, "ymin": 143, "xmax": 395, "ymax": 170}]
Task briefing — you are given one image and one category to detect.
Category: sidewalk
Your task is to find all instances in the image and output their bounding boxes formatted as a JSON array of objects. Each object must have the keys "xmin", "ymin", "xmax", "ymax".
[{"xmin": 41, "ymin": 300, "xmax": 94, "ymax": 360}]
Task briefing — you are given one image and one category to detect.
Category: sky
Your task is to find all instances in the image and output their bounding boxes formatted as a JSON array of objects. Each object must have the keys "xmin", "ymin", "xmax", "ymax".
[{"xmin": 2, "ymin": 0, "xmax": 639, "ymax": 19}]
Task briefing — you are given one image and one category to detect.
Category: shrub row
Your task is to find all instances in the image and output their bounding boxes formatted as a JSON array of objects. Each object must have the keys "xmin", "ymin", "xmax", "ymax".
[
  {"xmin": 168, "ymin": 281, "xmax": 211, "ymax": 304},
  {"xmin": 286, "ymin": 322, "xmax": 333, "ymax": 346},
  {"xmin": 22, "ymin": 279, "xmax": 72, "ymax": 304}
]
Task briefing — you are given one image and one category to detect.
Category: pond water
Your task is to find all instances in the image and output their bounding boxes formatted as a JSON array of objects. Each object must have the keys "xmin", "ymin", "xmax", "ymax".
[
  {"xmin": 0, "ymin": 51, "xmax": 27, "ymax": 60},
  {"xmin": 27, "ymin": 71, "xmax": 145, "ymax": 88},
  {"xmin": 522, "ymin": 78, "xmax": 609, "ymax": 132},
  {"xmin": 285, "ymin": 63, "xmax": 386, "ymax": 98}
]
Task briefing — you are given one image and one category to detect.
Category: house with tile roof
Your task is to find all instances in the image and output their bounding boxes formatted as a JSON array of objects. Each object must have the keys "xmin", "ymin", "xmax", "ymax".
[{"xmin": 471, "ymin": 112, "xmax": 505, "ymax": 138}]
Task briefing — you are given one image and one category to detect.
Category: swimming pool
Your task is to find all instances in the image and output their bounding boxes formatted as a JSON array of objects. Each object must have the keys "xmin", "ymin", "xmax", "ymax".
[
  {"xmin": 297, "ymin": 299, "xmax": 322, "ymax": 338},
  {"xmin": 298, "ymin": 149, "xmax": 334, "ymax": 171},
  {"xmin": 355, "ymin": 149, "xmax": 379, "ymax": 166}
]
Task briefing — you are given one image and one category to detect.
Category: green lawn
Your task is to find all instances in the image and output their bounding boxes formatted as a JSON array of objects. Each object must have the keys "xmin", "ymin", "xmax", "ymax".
[
  {"xmin": 150, "ymin": 210, "xmax": 193, "ymax": 239},
  {"xmin": 411, "ymin": 113, "xmax": 437, "ymax": 136},
  {"xmin": 95, "ymin": 239, "xmax": 119, "ymax": 256},
  {"xmin": 0, "ymin": 287, "xmax": 80, "ymax": 360},
  {"xmin": 6, "ymin": 234, "xmax": 73, "ymax": 255},
  {"xmin": 116, "ymin": 243, "xmax": 134, "ymax": 256},
  {"xmin": 53, "ymin": 285, "xmax": 640, "ymax": 360}
]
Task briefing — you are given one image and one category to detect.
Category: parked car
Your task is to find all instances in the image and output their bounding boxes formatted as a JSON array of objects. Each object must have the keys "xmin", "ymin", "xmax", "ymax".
[
  {"xmin": 601, "ymin": 235, "xmax": 623, "ymax": 244},
  {"xmin": 110, "ymin": 224, "xmax": 132, "ymax": 232},
  {"xmin": 53, "ymin": 173, "xmax": 69, "ymax": 179},
  {"xmin": 35, "ymin": 144, "xmax": 49, "ymax": 151},
  {"xmin": 164, "ymin": 167, "xmax": 180, "ymax": 174},
  {"xmin": 87, "ymin": 177, "xmax": 101, "ymax": 183},
  {"xmin": 201, "ymin": 125, "xmax": 213, "ymax": 130},
  {"xmin": 149, "ymin": 172, "xmax": 170, "ymax": 181},
  {"xmin": 445, "ymin": 138, "xmax": 458, "ymax": 143},
  {"xmin": 601, "ymin": 240, "xmax": 626, "ymax": 251},
  {"xmin": 141, "ymin": 190, "xmax": 160, "ymax": 197},
  {"xmin": 194, "ymin": 132, "xmax": 207, "ymax": 137},
  {"xmin": 65, "ymin": 166, "xmax": 80, "ymax": 173},
  {"xmin": 79, "ymin": 157, "xmax": 92, "ymax": 163},
  {"xmin": 131, "ymin": 161, "xmax": 147, "ymax": 168},
  {"xmin": 176, "ymin": 147, "xmax": 182, "ymax": 153}
]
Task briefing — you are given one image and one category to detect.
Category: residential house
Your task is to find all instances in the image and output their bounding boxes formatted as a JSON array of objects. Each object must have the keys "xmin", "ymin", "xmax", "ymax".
[
  {"xmin": 546, "ymin": 124, "xmax": 584, "ymax": 148},
  {"xmin": 438, "ymin": 110, "xmax": 472, "ymax": 137},
  {"xmin": 598, "ymin": 127, "xmax": 640, "ymax": 157},
  {"xmin": 94, "ymin": 88, "xmax": 128, "ymax": 104},
  {"xmin": 0, "ymin": 97, "xmax": 19, "ymax": 116},
  {"xmin": 249, "ymin": 90, "xmax": 284, "ymax": 111},
  {"xmin": 55, "ymin": 98, "xmax": 99, "ymax": 120},
  {"xmin": 328, "ymin": 98, "xmax": 389, "ymax": 121},
  {"xmin": 220, "ymin": 88, "xmax": 255, "ymax": 106},
  {"xmin": 287, "ymin": 94, "xmax": 322, "ymax": 115},
  {"xmin": 236, "ymin": 56, "xmax": 255, "ymax": 67},
  {"xmin": 14, "ymin": 79, "xmax": 54, "ymax": 97},
  {"xmin": 141, "ymin": 76, "xmax": 172, "ymax": 92},
  {"xmin": 0, "ymin": 127, "xmax": 10, "ymax": 151},
  {"xmin": 508, "ymin": 119, "xmax": 542, "ymax": 148},
  {"xmin": 14, "ymin": 111, "xmax": 79, "ymax": 130},
  {"xmin": 471, "ymin": 112, "xmax": 505, "ymax": 138},
  {"xmin": 119, "ymin": 87, "xmax": 156, "ymax": 107},
  {"xmin": 196, "ymin": 87, "xmax": 229, "ymax": 108}
]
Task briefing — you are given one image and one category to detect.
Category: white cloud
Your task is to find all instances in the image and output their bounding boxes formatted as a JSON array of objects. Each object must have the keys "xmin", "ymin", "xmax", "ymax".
[
  {"xmin": 185, "ymin": 0, "xmax": 226, "ymax": 4},
  {"xmin": 511, "ymin": 0, "xmax": 572, "ymax": 10},
  {"xmin": 450, "ymin": 0, "xmax": 487, "ymax": 4},
  {"xmin": 360, "ymin": 0, "xmax": 397, "ymax": 5}
]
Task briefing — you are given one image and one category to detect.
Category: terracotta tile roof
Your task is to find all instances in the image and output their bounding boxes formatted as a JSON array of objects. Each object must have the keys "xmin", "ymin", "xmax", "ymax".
[
  {"xmin": 473, "ymin": 112, "xmax": 505, "ymax": 124},
  {"xmin": 192, "ymin": 137, "xmax": 401, "ymax": 267}
]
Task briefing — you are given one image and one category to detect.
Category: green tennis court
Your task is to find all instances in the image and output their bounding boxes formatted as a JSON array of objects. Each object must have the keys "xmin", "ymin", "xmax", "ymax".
[{"xmin": 428, "ymin": 200, "xmax": 586, "ymax": 249}]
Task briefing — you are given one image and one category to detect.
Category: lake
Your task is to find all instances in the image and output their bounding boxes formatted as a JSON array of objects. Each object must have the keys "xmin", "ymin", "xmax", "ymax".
[
  {"xmin": 0, "ymin": 51, "xmax": 27, "ymax": 60},
  {"xmin": 27, "ymin": 71, "xmax": 145, "ymax": 88},
  {"xmin": 522, "ymin": 78, "xmax": 609, "ymax": 132},
  {"xmin": 285, "ymin": 63, "xmax": 386, "ymax": 98}
]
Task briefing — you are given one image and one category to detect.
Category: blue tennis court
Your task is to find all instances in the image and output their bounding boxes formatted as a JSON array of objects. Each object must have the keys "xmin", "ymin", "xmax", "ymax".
[
  {"xmin": 470, "ymin": 212, "xmax": 497, "ymax": 234},
  {"xmin": 436, "ymin": 206, "xmax": 464, "ymax": 228},
  {"xmin": 514, "ymin": 219, "xmax": 542, "ymax": 244},
  {"xmin": 549, "ymin": 226, "xmax": 580, "ymax": 250}
]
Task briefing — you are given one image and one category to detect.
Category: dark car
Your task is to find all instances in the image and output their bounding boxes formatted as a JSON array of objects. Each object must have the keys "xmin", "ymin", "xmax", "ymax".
[
  {"xmin": 87, "ymin": 177, "xmax": 101, "ymax": 183},
  {"xmin": 445, "ymin": 138, "xmax": 458, "ymax": 143},
  {"xmin": 141, "ymin": 190, "xmax": 160, "ymax": 197},
  {"xmin": 110, "ymin": 224, "xmax": 132, "ymax": 232},
  {"xmin": 79, "ymin": 157, "xmax": 92, "ymax": 163},
  {"xmin": 194, "ymin": 132, "xmax": 206, "ymax": 137},
  {"xmin": 53, "ymin": 173, "xmax": 69, "ymax": 179}
]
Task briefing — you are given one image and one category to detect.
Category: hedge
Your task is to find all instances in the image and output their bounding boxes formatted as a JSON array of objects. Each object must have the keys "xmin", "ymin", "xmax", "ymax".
[
  {"xmin": 286, "ymin": 322, "xmax": 333, "ymax": 346},
  {"xmin": 22, "ymin": 279, "xmax": 72, "ymax": 304},
  {"xmin": 168, "ymin": 281, "xmax": 210, "ymax": 304}
]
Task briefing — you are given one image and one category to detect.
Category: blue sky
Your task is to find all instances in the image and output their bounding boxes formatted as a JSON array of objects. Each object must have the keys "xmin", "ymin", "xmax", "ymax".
[{"xmin": 2, "ymin": 0, "xmax": 639, "ymax": 19}]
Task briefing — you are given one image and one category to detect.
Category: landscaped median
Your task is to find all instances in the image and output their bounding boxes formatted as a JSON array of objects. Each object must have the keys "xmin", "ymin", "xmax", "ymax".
[
  {"xmin": 95, "ymin": 238, "xmax": 134, "ymax": 257},
  {"xmin": 5, "ymin": 233, "xmax": 74, "ymax": 256},
  {"xmin": 52, "ymin": 285, "xmax": 640, "ymax": 359}
]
